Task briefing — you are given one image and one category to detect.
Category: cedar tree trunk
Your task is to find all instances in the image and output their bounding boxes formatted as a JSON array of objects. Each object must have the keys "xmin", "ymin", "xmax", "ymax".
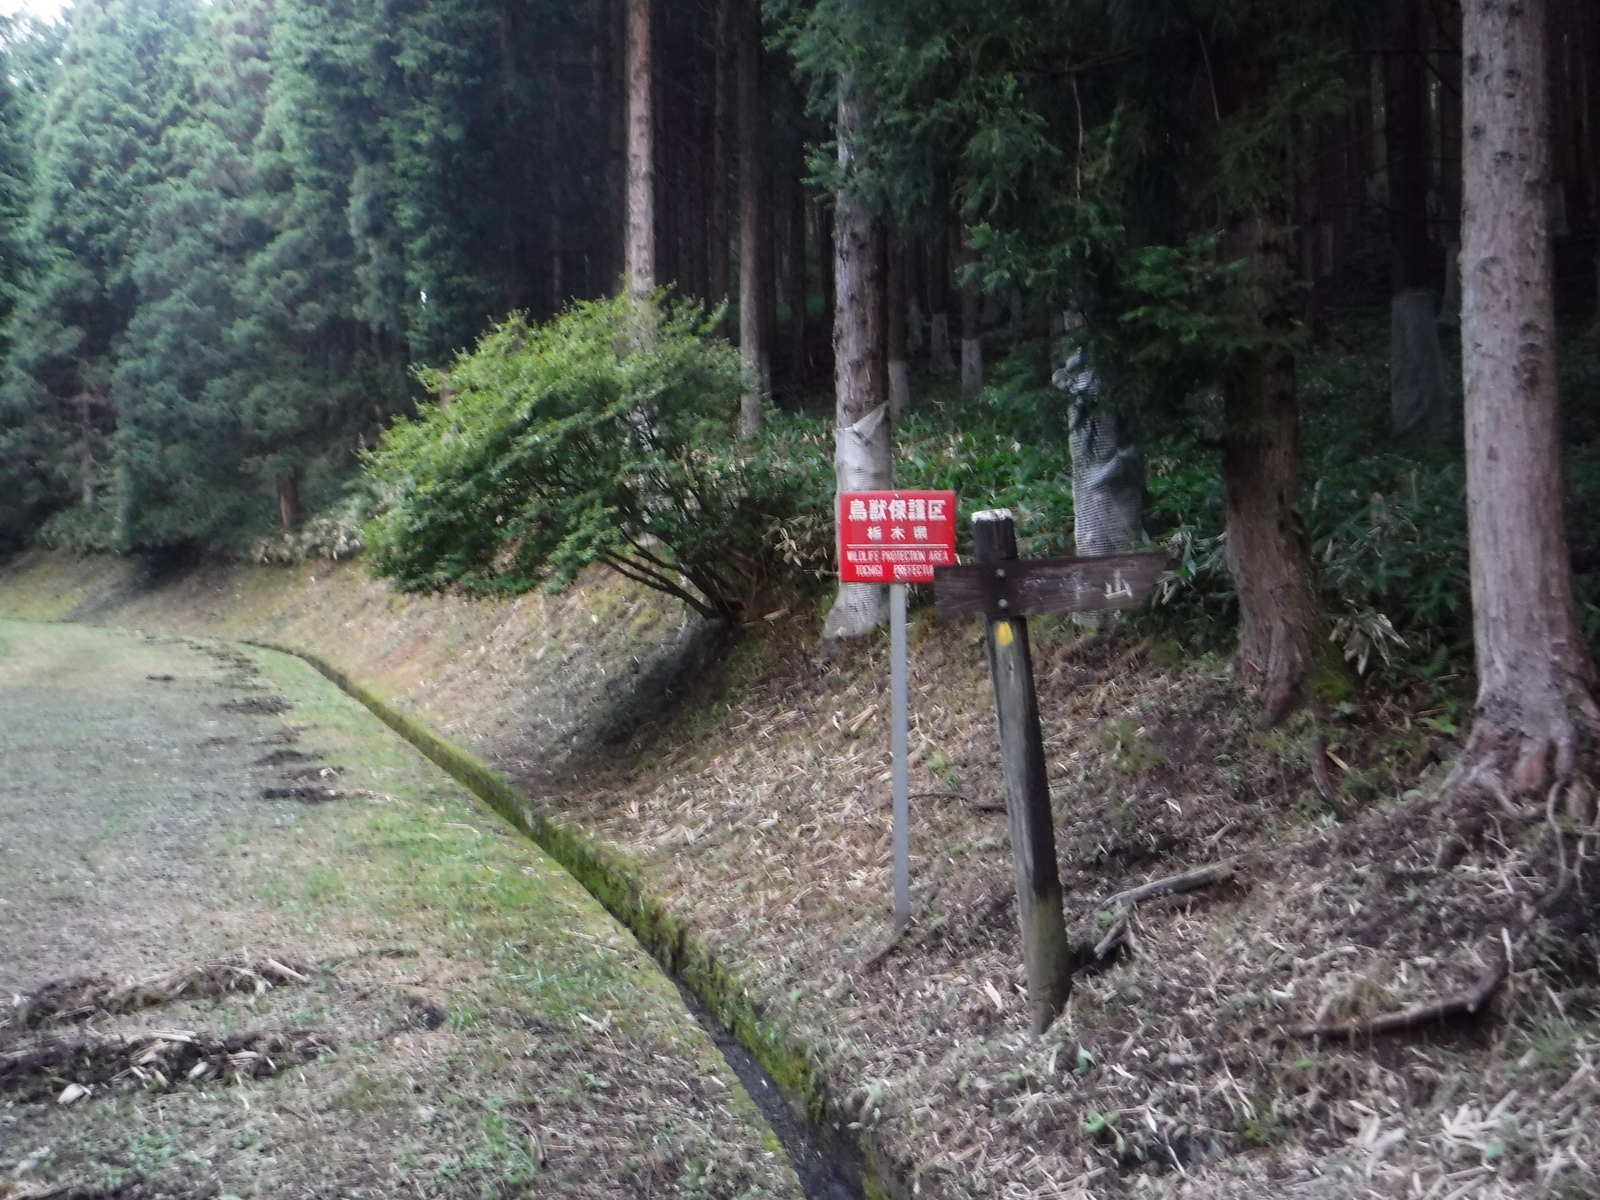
[
  {"xmin": 887, "ymin": 224, "xmax": 909, "ymax": 418},
  {"xmin": 707, "ymin": 0, "xmax": 731, "ymax": 327},
  {"xmin": 736, "ymin": 0, "xmax": 767, "ymax": 435},
  {"xmin": 1437, "ymin": 0, "xmax": 1465, "ymax": 327},
  {"xmin": 276, "ymin": 472, "xmax": 300, "ymax": 530},
  {"xmin": 927, "ymin": 229, "xmax": 954, "ymax": 376},
  {"xmin": 1223, "ymin": 212, "xmax": 1323, "ymax": 726},
  {"xmin": 1451, "ymin": 0, "xmax": 1600, "ymax": 808},
  {"xmin": 817, "ymin": 199, "xmax": 835, "ymax": 359},
  {"xmin": 959, "ymin": 227, "xmax": 983, "ymax": 399},
  {"xmin": 77, "ymin": 391, "xmax": 97, "ymax": 509},
  {"xmin": 822, "ymin": 82, "xmax": 891, "ymax": 643},
  {"xmin": 1387, "ymin": 0, "xmax": 1451, "ymax": 441},
  {"xmin": 1585, "ymin": 0, "xmax": 1600, "ymax": 336},
  {"xmin": 624, "ymin": 0, "xmax": 654, "ymax": 297},
  {"xmin": 787, "ymin": 139, "xmax": 809, "ymax": 386}
]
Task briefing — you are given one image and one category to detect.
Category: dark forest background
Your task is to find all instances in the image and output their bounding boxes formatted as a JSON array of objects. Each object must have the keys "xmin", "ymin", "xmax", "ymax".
[{"xmin": 1, "ymin": 0, "xmax": 1599, "ymax": 690}]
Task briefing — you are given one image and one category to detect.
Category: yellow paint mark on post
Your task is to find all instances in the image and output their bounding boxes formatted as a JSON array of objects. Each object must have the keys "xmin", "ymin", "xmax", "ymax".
[{"xmin": 995, "ymin": 620, "xmax": 1014, "ymax": 647}]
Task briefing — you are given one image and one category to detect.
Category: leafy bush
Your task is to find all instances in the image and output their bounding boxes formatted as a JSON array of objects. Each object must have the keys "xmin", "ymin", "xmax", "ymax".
[
  {"xmin": 252, "ymin": 500, "xmax": 368, "ymax": 564},
  {"xmin": 361, "ymin": 296, "xmax": 811, "ymax": 618}
]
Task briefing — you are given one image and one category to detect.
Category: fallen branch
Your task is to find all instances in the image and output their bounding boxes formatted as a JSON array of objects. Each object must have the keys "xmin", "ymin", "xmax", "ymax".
[
  {"xmin": 1282, "ymin": 942, "xmax": 1510, "ymax": 1041},
  {"xmin": 1105, "ymin": 859, "xmax": 1236, "ymax": 912},
  {"xmin": 1068, "ymin": 861, "xmax": 1236, "ymax": 971},
  {"xmin": 1092, "ymin": 915, "xmax": 1130, "ymax": 961},
  {"xmin": 1310, "ymin": 737, "xmax": 1350, "ymax": 820}
]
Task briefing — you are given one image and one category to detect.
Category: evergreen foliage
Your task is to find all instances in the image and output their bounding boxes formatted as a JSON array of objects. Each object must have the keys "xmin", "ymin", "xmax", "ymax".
[
  {"xmin": 110, "ymin": 0, "xmax": 278, "ymax": 548},
  {"xmin": 221, "ymin": 0, "xmax": 412, "ymax": 541},
  {"xmin": 363, "ymin": 295, "xmax": 806, "ymax": 619},
  {"xmin": 0, "ymin": 0, "xmax": 195, "ymax": 551},
  {"xmin": 0, "ymin": 16, "xmax": 60, "ymax": 552},
  {"xmin": 783, "ymin": 0, "xmax": 1365, "ymax": 414},
  {"xmin": 0, "ymin": 0, "xmax": 1594, "ymax": 708},
  {"xmin": 0, "ymin": 18, "xmax": 45, "ymax": 365}
]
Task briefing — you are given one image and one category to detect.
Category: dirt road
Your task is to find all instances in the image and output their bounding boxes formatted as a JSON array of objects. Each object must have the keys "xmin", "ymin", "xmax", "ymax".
[{"xmin": 0, "ymin": 620, "xmax": 800, "ymax": 1199}]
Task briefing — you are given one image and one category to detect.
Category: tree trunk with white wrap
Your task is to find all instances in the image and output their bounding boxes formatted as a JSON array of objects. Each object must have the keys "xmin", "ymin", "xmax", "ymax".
[{"xmin": 822, "ymin": 79, "xmax": 891, "ymax": 643}]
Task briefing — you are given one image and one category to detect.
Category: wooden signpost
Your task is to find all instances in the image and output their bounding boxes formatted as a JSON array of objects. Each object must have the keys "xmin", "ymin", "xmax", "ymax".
[{"xmin": 934, "ymin": 510, "xmax": 1166, "ymax": 1034}]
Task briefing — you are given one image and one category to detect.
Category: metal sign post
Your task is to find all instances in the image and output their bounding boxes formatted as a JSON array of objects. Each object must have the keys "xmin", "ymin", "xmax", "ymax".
[
  {"xmin": 838, "ymin": 489, "xmax": 958, "ymax": 934},
  {"xmin": 889, "ymin": 581, "xmax": 909, "ymax": 930}
]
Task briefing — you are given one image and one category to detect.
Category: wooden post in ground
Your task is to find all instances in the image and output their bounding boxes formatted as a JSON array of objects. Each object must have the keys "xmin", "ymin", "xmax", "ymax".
[{"xmin": 972, "ymin": 509, "xmax": 1071, "ymax": 1034}]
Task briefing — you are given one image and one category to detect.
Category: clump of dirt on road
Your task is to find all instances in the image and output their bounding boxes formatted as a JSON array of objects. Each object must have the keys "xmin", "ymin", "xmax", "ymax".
[
  {"xmin": 6, "ymin": 958, "xmax": 316, "ymax": 1029},
  {"xmin": 1, "ymin": 1028, "xmax": 333, "ymax": 1104},
  {"xmin": 221, "ymin": 692, "xmax": 294, "ymax": 715}
]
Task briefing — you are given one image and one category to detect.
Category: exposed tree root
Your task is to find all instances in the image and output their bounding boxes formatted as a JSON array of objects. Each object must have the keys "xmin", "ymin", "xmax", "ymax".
[
  {"xmin": 1309, "ymin": 735, "xmax": 1351, "ymax": 820},
  {"xmin": 1282, "ymin": 936, "xmax": 1511, "ymax": 1042},
  {"xmin": 1285, "ymin": 708, "xmax": 1600, "ymax": 1049},
  {"xmin": 1439, "ymin": 714, "xmax": 1600, "ymax": 906},
  {"xmin": 1070, "ymin": 860, "xmax": 1236, "ymax": 969}
]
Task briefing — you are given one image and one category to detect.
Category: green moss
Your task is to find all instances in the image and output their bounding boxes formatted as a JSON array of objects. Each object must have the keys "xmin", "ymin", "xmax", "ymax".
[
  {"xmin": 1145, "ymin": 635, "xmax": 1187, "ymax": 673},
  {"xmin": 257, "ymin": 640, "xmax": 890, "ymax": 1198},
  {"xmin": 1312, "ymin": 638, "xmax": 1354, "ymax": 703}
]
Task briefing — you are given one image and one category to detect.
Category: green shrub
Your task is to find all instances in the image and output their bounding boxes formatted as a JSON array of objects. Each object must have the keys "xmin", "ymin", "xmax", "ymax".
[{"xmin": 361, "ymin": 295, "xmax": 811, "ymax": 618}]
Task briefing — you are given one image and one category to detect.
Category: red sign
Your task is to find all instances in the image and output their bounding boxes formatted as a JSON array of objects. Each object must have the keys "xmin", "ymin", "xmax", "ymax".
[{"xmin": 838, "ymin": 490, "xmax": 958, "ymax": 583}]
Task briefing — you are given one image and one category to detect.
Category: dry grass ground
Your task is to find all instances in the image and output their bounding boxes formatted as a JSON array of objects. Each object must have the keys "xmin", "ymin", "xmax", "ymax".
[
  {"xmin": 1, "ymin": 555, "xmax": 1596, "ymax": 1199},
  {"xmin": 546, "ymin": 612, "xmax": 1599, "ymax": 1200},
  {"xmin": 0, "ymin": 620, "xmax": 800, "ymax": 1200}
]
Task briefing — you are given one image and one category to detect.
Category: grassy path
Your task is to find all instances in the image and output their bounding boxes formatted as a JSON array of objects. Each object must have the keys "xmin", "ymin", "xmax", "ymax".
[{"xmin": 0, "ymin": 620, "xmax": 801, "ymax": 1200}]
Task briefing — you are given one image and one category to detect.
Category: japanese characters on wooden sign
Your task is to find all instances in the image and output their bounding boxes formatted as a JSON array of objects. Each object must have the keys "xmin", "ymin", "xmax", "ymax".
[
  {"xmin": 837, "ymin": 490, "xmax": 958, "ymax": 584},
  {"xmin": 933, "ymin": 550, "xmax": 1169, "ymax": 621}
]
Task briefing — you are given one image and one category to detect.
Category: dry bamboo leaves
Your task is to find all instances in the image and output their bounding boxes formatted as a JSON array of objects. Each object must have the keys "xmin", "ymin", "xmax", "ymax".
[
  {"xmin": 0, "ymin": 1029, "xmax": 332, "ymax": 1104},
  {"xmin": 6, "ymin": 958, "xmax": 316, "ymax": 1031},
  {"xmin": 1282, "ymin": 933, "xmax": 1514, "ymax": 1042}
]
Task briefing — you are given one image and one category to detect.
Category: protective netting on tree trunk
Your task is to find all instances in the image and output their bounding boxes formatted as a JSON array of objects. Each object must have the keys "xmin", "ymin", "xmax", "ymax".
[
  {"xmin": 823, "ymin": 402, "xmax": 892, "ymax": 641},
  {"xmin": 1054, "ymin": 355, "xmax": 1144, "ymax": 560},
  {"xmin": 1390, "ymin": 287, "xmax": 1451, "ymax": 442}
]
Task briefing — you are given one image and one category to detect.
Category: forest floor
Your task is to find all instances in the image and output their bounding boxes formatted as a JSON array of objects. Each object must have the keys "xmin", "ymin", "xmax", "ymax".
[
  {"xmin": 0, "ymin": 553, "xmax": 1596, "ymax": 1199},
  {"xmin": 0, "ymin": 619, "xmax": 801, "ymax": 1200}
]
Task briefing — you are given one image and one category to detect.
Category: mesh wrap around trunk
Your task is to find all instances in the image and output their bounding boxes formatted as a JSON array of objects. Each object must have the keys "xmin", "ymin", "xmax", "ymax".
[{"xmin": 1056, "ymin": 359, "xmax": 1145, "ymax": 559}]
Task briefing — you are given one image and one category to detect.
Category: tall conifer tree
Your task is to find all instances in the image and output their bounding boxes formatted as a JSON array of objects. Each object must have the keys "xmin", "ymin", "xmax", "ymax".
[
  {"xmin": 225, "ymin": 0, "xmax": 407, "ymax": 530},
  {"xmin": 0, "ymin": 16, "xmax": 60, "ymax": 550},
  {"xmin": 0, "ymin": 21, "xmax": 36, "ymax": 367},
  {"xmin": 111, "ymin": 0, "xmax": 278, "ymax": 546},
  {"xmin": 0, "ymin": 0, "xmax": 196, "ymax": 546}
]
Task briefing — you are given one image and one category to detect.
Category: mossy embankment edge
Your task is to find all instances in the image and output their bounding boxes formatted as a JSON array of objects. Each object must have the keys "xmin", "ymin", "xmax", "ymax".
[{"xmin": 252, "ymin": 639, "xmax": 904, "ymax": 1200}]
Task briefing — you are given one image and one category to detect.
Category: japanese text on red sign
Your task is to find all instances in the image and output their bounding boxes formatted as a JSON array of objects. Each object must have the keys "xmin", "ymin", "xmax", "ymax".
[{"xmin": 838, "ymin": 490, "xmax": 958, "ymax": 584}]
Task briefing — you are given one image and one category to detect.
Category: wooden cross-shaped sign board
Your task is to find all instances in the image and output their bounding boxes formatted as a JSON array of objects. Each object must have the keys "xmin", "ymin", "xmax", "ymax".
[
  {"xmin": 934, "ymin": 511, "xmax": 1166, "ymax": 1034},
  {"xmin": 934, "ymin": 550, "xmax": 1168, "ymax": 621}
]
